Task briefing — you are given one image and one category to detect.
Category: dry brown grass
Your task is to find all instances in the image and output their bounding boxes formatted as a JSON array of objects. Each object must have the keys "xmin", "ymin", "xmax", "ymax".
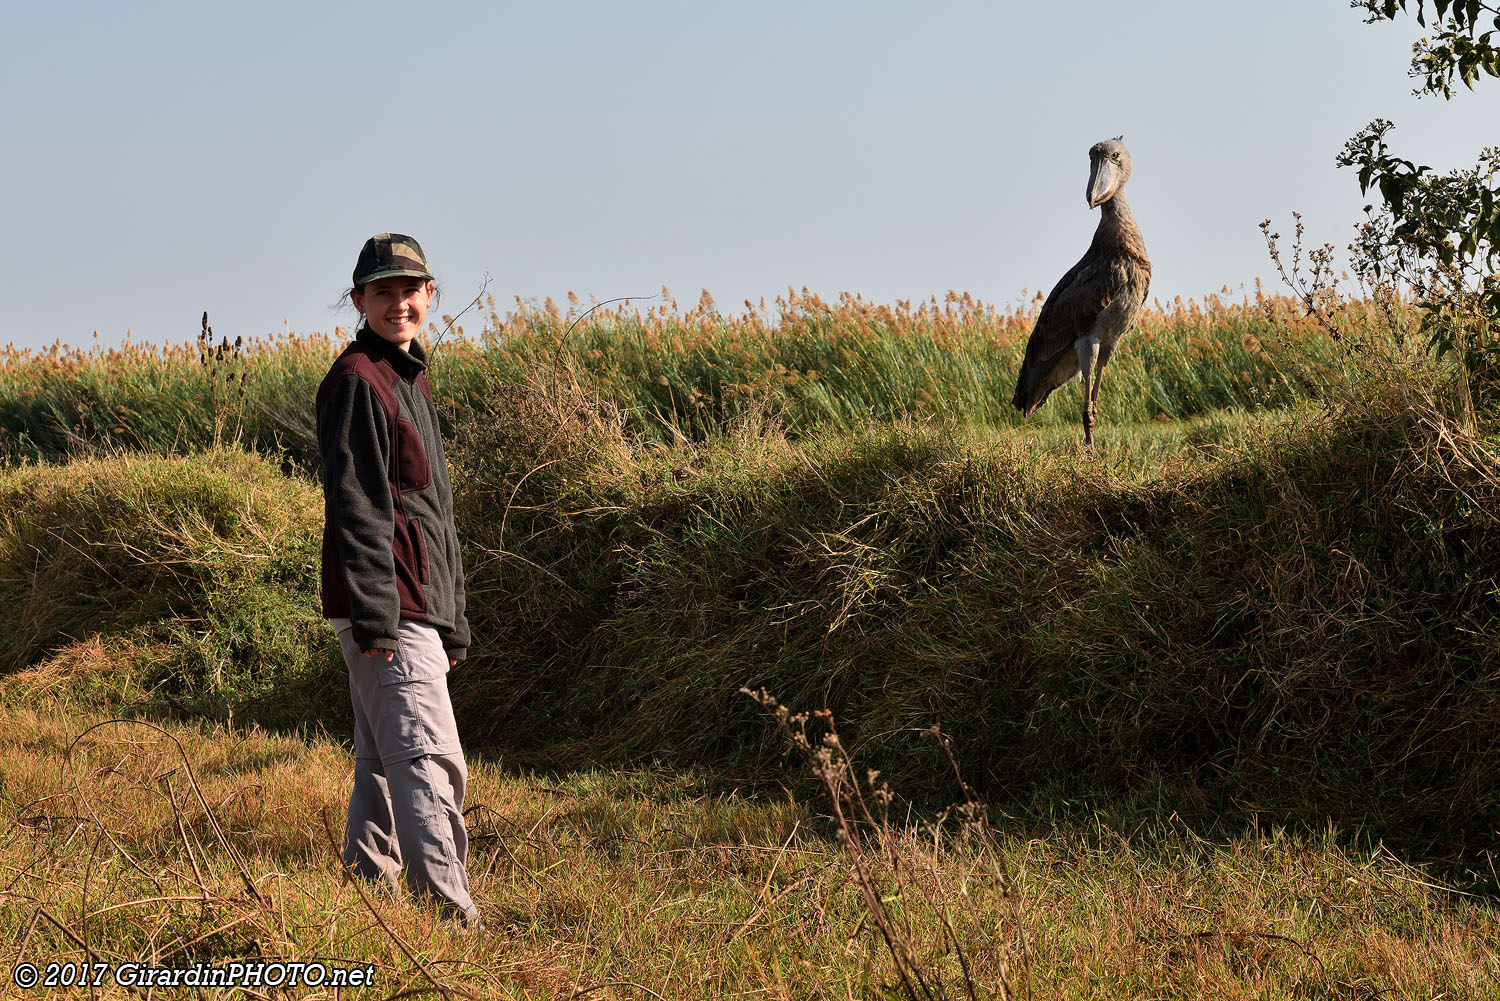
[{"xmin": 3, "ymin": 699, "xmax": 1496, "ymax": 999}]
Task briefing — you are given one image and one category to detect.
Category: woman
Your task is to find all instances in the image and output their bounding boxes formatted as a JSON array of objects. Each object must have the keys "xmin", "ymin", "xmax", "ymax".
[{"xmin": 315, "ymin": 233, "xmax": 478, "ymax": 926}]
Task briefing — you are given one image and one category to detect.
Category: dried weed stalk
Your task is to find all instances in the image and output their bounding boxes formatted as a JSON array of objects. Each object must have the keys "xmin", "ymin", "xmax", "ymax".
[{"xmin": 743, "ymin": 687, "xmax": 1032, "ymax": 1001}]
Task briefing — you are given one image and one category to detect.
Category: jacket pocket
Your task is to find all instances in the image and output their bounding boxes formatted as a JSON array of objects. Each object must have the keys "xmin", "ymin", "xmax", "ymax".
[
  {"xmin": 409, "ymin": 518, "xmax": 430, "ymax": 586},
  {"xmin": 392, "ymin": 512, "xmax": 427, "ymax": 613},
  {"xmin": 393, "ymin": 416, "xmax": 433, "ymax": 492}
]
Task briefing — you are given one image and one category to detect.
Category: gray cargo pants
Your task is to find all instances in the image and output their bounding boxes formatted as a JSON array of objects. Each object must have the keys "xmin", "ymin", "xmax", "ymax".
[{"xmin": 334, "ymin": 619, "xmax": 477, "ymax": 923}]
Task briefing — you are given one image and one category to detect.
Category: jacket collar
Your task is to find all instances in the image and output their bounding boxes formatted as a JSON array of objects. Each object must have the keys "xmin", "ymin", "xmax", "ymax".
[{"xmin": 355, "ymin": 326, "xmax": 428, "ymax": 379}]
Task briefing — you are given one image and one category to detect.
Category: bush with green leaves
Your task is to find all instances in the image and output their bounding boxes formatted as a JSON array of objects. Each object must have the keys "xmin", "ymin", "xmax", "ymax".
[{"xmin": 1340, "ymin": 0, "xmax": 1500, "ymax": 408}]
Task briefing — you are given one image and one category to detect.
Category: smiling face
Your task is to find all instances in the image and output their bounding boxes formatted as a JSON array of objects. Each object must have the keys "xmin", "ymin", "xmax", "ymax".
[{"xmin": 351, "ymin": 276, "xmax": 434, "ymax": 350}]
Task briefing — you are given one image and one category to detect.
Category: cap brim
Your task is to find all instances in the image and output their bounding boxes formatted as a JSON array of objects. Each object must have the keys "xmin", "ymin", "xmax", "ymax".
[{"xmin": 356, "ymin": 268, "xmax": 433, "ymax": 285}]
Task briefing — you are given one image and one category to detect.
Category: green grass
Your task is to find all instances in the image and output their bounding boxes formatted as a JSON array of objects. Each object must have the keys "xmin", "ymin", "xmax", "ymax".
[
  {"xmin": 0, "ymin": 291, "xmax": 1345, "ymax": 468},
  {"xmin": 0, "ymin": 449, "xmax": 343, "ymax": 730},
  {"xmin": 440, "ymin": 374, "xmax": 1500, "ymax": 870},
  {"xmin": 2, "ymin": 355, "xmax": 1496, "ymax": 868}
]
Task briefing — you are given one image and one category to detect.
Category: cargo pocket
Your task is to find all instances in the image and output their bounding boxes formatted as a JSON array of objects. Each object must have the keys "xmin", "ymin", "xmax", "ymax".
[{"xmin": 376, "ymin": 625, "xmax": 451, "ymax": 687}]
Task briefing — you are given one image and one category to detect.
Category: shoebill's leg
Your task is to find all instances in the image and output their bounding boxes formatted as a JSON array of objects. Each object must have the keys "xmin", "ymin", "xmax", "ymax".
[
  {"xmin": 1089, "ymin": 339, "xmax": 1116, "ymax": 447},
  {"xmin": 1076, "ymin": 335, "xmax": 1101, "ymax": 447}
]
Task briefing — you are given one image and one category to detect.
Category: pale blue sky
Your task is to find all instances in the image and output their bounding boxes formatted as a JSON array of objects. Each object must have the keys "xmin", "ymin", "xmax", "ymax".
[{"xmin": 2, "ymin": 1, "xmax": 1495, "ymax": 350}]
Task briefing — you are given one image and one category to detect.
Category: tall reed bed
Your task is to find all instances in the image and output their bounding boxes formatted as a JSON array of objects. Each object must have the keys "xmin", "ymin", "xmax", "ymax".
[
  {"xmin": 482, "ymin": 285, "xmax": 1348, "ymax": 434},
  {"xmin": 0, "ymin": 288, "xmax": 1352, "ymax": 467}
]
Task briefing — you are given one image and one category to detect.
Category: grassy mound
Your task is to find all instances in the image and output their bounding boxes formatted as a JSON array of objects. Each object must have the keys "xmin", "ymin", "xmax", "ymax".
[
  {"xmin": 1, "ymin": 351, "xmax": 1495, "ymax": 871},
  {"xmin": 0, "ymin": 449, "xmax": 344, "ymax": 730},
  {"xmin": 448, "ymin": 377, "xmax": 1500, "ymax": 868}
]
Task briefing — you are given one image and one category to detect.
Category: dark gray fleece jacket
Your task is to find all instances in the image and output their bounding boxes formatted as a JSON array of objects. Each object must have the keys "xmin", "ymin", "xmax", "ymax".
[{"xmin": 316, "ymin": 328, "xmax": 470, "ymax": 661}]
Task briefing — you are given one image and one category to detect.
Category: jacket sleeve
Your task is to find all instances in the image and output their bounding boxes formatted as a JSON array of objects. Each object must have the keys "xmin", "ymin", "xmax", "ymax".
[
  {"xmin": 318, "ymin": 374, "xmax": 400, "ymax": 653},
  {"xmin": 439, "ymin": 527, "xmax": 470, "ymax": 662},
  {"xmin": 432, "ymin": 450, "xmax": 471, "ymax": 663}
]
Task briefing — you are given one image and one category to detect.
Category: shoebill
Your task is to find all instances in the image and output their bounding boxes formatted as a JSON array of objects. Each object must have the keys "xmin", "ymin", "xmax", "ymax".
[{"xmin": 1011, "ymin": 137, "xmax": 1152, "ymax": 446}]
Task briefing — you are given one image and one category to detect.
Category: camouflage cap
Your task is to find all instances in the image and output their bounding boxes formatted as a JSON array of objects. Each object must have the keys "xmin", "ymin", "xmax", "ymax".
[{"xmin": 352, "ymin": 233, "xmax": 433, "ymax": 287}]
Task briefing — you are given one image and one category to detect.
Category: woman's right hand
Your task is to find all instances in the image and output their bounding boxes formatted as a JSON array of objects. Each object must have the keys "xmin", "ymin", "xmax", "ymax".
[{"xmin": 362, "ymin": 648, "xmax": 395, "ymax": 661}]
